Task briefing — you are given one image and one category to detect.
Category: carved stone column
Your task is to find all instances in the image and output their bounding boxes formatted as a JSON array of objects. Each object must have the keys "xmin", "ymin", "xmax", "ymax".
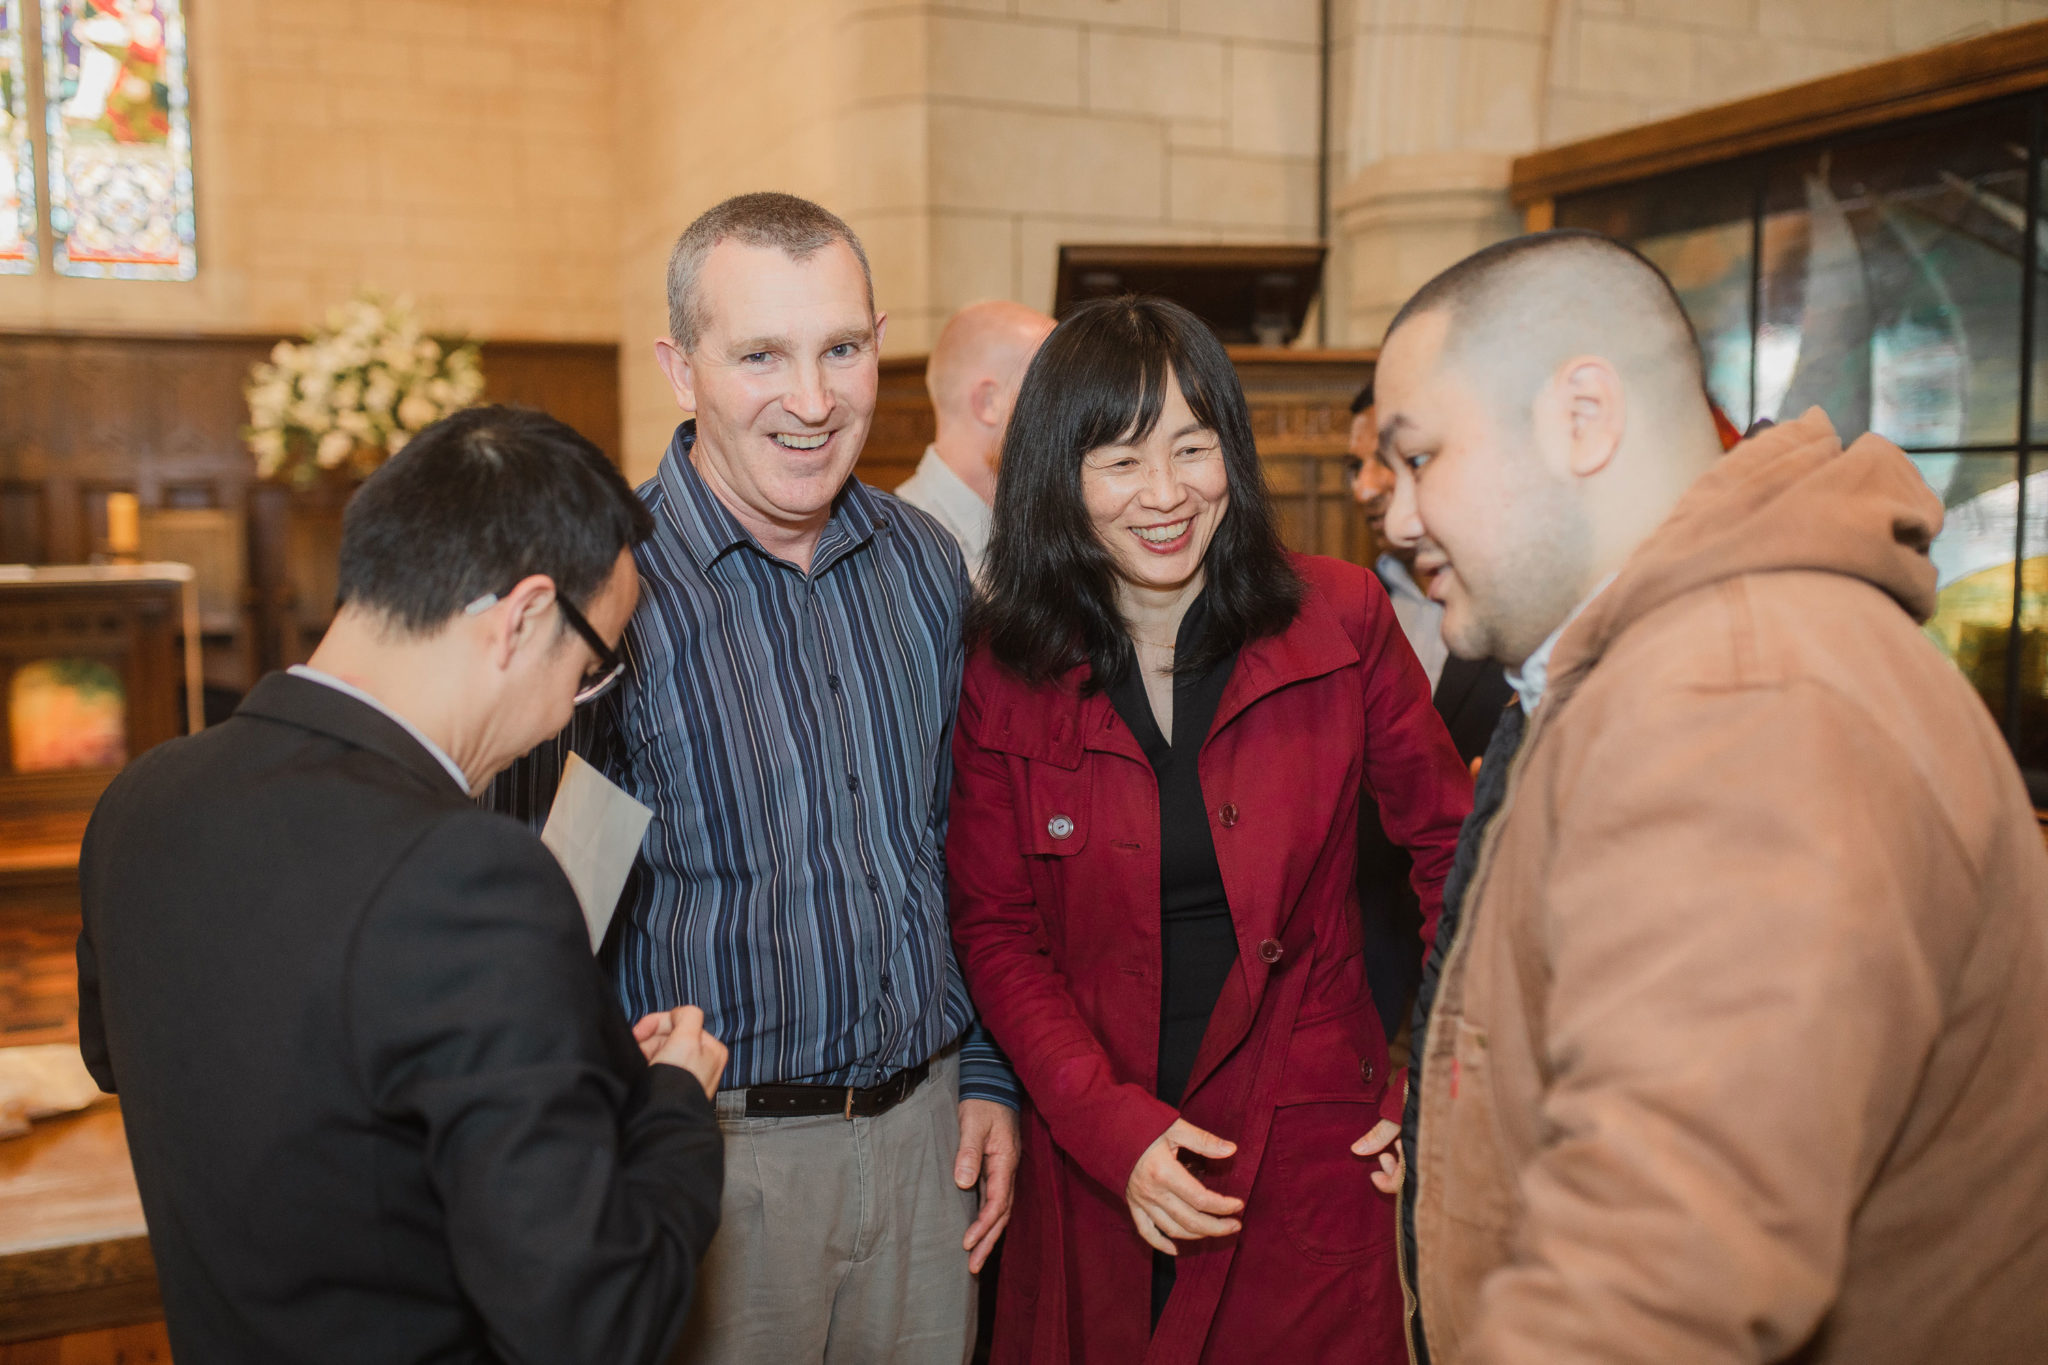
[
  {"xmin": 1325, "ymin": 0, "xmax": 1559, "ymax": 345},
  {"xmin": 1331, "ymin": 151, "xmax": 1524, "ymax": 346}
]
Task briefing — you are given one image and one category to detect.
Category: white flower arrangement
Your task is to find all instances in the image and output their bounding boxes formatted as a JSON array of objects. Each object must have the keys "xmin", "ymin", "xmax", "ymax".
[{"xmin": 244, "ymin": 291, "xmax": 485, "ymax": 484}]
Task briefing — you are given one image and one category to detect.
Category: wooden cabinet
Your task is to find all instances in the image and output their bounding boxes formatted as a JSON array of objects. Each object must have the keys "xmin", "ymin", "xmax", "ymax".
[{"xmin": 0, "ymin": 333, "xmax": 622, "ymax": 690}]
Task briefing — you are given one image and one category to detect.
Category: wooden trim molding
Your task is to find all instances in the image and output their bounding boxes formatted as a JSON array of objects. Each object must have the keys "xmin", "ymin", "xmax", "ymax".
[{"xmin": 1511, "ymin": 19, "xmax": 2048, "ymax": 205}]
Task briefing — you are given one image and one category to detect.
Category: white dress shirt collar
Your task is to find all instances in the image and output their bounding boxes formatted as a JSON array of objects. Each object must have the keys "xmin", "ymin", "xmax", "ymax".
[
  {"xmin": 1504, "ymin": 573, "xmax": 1617, "ymax": 714},
  {"xmin": 287, "ymin": 664, "xmax": 471, "ymax": 793}
]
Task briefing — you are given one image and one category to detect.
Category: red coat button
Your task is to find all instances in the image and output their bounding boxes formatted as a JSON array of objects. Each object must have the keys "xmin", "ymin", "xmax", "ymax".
[
  {"xmin": 1257, "ymin": 938, "xmax": 1283, "ymax": 964},
  {"xmin": 1219, "ymin": 803, "xmax": 1239, "ymax": 828},
  {"xmin": 1360, "ymin": 1059, "xmax": 1376, "ymax": 1084}
]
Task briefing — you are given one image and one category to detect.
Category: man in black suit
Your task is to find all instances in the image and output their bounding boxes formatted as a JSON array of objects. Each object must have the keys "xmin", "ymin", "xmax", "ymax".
[
  {"xmin": 1347, "ymin": 383, "xmax": 1514, "ymax": 1040},
  {"xmin": 77, "ymin": 407, "xmax": 727, "ymax": 1365}
]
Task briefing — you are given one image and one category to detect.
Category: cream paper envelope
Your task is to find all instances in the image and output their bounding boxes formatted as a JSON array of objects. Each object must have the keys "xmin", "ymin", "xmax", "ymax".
[{"xmin": 539, "ymin": 752, "xmax": 653, "ymax": 952}]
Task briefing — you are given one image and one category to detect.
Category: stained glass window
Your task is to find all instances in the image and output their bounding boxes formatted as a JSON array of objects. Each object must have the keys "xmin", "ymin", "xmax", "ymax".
[
  {"xmin": 41, "ymin": 0, "xmax": 193, "ymax": 279},
  {"xmin": 0, "ymin": 0, "xmax": 32, "ymax": 272}
]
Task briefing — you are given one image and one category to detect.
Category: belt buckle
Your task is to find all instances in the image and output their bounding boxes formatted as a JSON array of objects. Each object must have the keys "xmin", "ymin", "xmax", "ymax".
[{"xmin": 844, "ymin": 1085, "xmax": 855, "ymax": 1121}]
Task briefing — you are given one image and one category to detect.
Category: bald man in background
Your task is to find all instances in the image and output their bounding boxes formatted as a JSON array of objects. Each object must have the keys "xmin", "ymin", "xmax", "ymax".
[
  {"xmin": 896, "ymin": 300, "xmax": 1055, "ymax": 578},
  {"xmin": 1371, "ymin": 230, "xmax": 2048, "ymax": 1364}
]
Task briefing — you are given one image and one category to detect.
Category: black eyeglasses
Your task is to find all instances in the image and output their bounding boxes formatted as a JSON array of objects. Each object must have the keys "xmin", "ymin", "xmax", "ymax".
[{"xmin": 465, "ymin": 586, "xmax": 627, "ymax": 705}]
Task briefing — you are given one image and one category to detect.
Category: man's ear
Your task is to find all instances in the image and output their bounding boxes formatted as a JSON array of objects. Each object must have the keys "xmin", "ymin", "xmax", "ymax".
[
  {"xmin": 968, "ymin": 376, "xmax": 1005, "ymax": 428},
  {"xmin": 874, "ymin": 311, "xmax": 889, "ymax": 350},
  {"xmin": 488, "ymin": 574, "xmax": 559, "ymax": 671},
  {"xmin": 1545, "ymin": 356, "xmax": 1626, "ymax": 480},
  {"xmin": 653, "ymin": 337, "xmax": 697, "ymax": 413}
]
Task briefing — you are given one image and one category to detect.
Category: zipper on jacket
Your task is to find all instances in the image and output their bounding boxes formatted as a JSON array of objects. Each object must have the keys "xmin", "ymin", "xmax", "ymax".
[
  {"xmin": 1395, "ymin": 705, "xmax": 1549, "ymax": 1365},
  {"xmin": 1396, "ymin": 1064, "xmax": 1422, "ymax": 1365}
]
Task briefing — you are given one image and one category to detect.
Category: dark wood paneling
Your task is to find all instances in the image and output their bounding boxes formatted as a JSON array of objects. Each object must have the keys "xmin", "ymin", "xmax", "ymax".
[
  {"xmin": 861, "ymin": 357, "xmax": 937, "ymax": 496},
  {"xmin": 0, "ymin": 1319, "xmax": 171, "ymax": 1364},
  {"xmin": 1512, "ymin": 19, "xmax": 2048, "ymax": 204},
  {"xmin": 0, "ymin": 331, "xmax": 622, "ymax": 682}
]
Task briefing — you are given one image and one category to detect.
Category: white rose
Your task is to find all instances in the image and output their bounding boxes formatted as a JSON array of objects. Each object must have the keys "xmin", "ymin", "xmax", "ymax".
[
  {"xmin": 249, "ymin": 428, "xmax": 287, "ymax": 475},
  {"xmin": 336, "ymin": 410, "xmax": 373, "ymax": 441},
  {"xmin": 331, "ymin": 378, "xmax": 362, "ymax": 413},
  {"xmin": 248, "ymin": 383, "xmax": 289, "ymax": 428},
  {"xmin": 315, "ymin": 429, "xmax": 354, "ymax": 469},
  {"xmin": 386, "ymin": 429, "xmax": 410, "ymax": 455},
  {"xmin": 288, "ymin": 399, "xmax": 332, "ymax": 433},
  {"xmin": 415, "ymin": 338, "xmax": 442, "ymax": 364},
  {"xmin": 397, "ymin": 390, "xmax": 438, "ymax": 431}
]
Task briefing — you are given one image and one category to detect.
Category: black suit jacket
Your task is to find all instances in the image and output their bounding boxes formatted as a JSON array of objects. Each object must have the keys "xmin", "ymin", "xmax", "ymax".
[
  {"xmin": 1356, "ymin": 655, "xmax": 1514, "ymax": 1040},
  {"xmin": 77, "ymin": 673, "xmax": 722, "ymax": 1365}
]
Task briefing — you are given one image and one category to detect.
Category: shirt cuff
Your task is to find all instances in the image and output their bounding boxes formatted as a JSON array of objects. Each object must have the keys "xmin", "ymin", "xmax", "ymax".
[{"xmin": 958, "ymin": 1022, "xmax": 1020, "ymax": 1108}]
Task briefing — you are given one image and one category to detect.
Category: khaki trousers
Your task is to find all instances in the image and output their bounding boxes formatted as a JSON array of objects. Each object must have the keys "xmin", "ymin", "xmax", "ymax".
[{"xmin": 670, "ymin": 1051, "xmax": 977, "ymax": 1365}]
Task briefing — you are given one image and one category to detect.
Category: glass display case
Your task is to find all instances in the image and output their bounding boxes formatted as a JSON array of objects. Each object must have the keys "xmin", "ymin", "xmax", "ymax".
[{"xmin": 1543, "ymin": 87, "xmax": 2048, "ymax": 802}]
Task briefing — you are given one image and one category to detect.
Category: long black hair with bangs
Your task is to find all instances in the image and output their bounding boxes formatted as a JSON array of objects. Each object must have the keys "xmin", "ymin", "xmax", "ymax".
[{"xmin": 969, "ymin": 295, "xmax": 1302, "ymax": 689}]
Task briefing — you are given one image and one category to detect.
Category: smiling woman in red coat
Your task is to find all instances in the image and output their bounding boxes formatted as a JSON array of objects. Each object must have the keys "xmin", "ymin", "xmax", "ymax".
[{"xmin": 948, "ymin": 296, "xmax": 1473, "ymax": 1364}]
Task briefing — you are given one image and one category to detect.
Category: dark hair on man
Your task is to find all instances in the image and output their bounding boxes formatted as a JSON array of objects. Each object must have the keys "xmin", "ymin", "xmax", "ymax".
[
  {"xmin": 970, "ymin": 295, "xmax": 1301, "ymax": 689},
  {"xmin": 336, "ymin": 405, "xmax": 653, "ymax": 635},
  {"xmin": 1350, "ymin": 382, "xmax": 1374, "ymax": 415},
  {"xmin": 1383, "ymin": 229, "xmax": 1707, "ymax": 421},
  {"xmin": 666, "ymin": 192, "xmax": 873, "ymax": 349}
]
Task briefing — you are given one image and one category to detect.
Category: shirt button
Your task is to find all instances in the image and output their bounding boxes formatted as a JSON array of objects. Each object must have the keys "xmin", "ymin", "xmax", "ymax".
[
  {"xmin": 866, "ymin": 875, "xmax": 881, "ymax": 892},
  {"xmin": 1257, "ymin": 938, "xmax": 1283, "ymax": 964},
  {"xmin": 1219, "ymin": 803, "xmax": 1239, "ymax": 828},
  {"xmin": 846, "ymin": 773, "xmax": 860, "ymax": 792},
  {"xmin": 1360, "ymin": 1059, "xmax": 1376, "ymax": 1084},
  {"xmin": 827, "ymin": 674, "xmax": 841, "ymax": 691},
  {"xmin": 1047, "ymin": 815, "xmax": 1074, "ymax": 840}
]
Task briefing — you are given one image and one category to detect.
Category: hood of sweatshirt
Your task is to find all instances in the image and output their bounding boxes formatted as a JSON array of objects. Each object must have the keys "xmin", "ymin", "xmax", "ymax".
[{"xmin": 1549, "ymin": 407, "xmax": 1943, "ymax": 695}]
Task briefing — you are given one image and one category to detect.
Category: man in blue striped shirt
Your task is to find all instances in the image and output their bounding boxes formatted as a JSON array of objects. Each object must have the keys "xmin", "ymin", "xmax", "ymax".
[{"xmin": 491, "ymin": 194, "xmax": 1017, "ymax": 1363}]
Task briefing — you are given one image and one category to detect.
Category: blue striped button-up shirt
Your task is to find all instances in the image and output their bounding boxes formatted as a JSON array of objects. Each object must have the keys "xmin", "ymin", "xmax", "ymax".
[{"xmin": 492, "ymin": 422, "xmax": 1013, "ymax": 1104}]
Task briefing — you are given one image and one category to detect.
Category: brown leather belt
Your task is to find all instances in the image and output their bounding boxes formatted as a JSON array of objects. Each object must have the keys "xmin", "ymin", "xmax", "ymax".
[{"xmin": 742, "ymin": 1059, "xmax": 931, "ymax": 1120}]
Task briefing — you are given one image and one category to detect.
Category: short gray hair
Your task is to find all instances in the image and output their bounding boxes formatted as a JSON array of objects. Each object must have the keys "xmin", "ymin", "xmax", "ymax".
[{"xmin": 665, "ymin": 192, "xmax": 874, "ymax": 350}]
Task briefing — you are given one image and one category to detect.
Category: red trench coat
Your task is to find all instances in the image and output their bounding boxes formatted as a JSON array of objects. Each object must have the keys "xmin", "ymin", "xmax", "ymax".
[{"xmin": 949, "ymin": 555, "xmax": 1472, "ymax": 1365}]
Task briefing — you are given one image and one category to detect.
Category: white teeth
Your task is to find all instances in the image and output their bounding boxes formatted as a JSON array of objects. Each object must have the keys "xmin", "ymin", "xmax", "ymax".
[
  {"xmin": 773, "ymin": 432, "xmax": 829, "ymax": 450},
  {"xmin": 1132, "ymin": 520, "xmax": 1190, "ymax": 544}
]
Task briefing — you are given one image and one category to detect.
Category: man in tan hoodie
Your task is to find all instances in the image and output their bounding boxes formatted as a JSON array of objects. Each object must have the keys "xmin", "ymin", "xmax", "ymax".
[{"xmin": 1368, "ymin": 229, "xmax": 2048, "ymax": 1365}]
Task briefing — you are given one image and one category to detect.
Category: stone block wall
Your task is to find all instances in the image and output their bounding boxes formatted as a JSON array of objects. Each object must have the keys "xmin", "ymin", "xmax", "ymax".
[
  {"xmin": 1546, "ymin": 0, "xmax": 2048, "ymax": 144},
  {"xmin": 614, "ymin": 0, "xmax": 1335, "ymax": 478}
]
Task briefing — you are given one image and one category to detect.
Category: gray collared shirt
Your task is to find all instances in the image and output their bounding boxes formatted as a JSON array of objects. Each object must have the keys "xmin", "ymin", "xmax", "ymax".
[
  {"xmin": 1375, "ymin": 553, "xmax": 1449, "ymax": 691},
  {"xmin": 894, "ymin": 445, "xmax": 992, "ymax": 581}
]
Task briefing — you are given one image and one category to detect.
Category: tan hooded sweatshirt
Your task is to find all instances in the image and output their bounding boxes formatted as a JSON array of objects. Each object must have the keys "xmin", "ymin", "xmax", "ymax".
[{"xmin": 1414, "ymin": 410, "xmax": 2048, "ymax": 1364}]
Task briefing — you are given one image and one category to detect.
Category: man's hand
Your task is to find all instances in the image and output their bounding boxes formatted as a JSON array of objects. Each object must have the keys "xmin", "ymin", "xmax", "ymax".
[
  {"xmin": 1353, "ymin": 1118, "xmax": 1403, "ymax": 1194},
  {"xmin": 1124, "ymin": 1118, "xmax": 1243, "ymax": 1256},
  {"xmin": 956, "ymin": 1098, "xmax": 1020, "ymax": 1273},
  {"xmin": 632, "ymin": 1006, "xmax": 728, "ymax": 1100}
]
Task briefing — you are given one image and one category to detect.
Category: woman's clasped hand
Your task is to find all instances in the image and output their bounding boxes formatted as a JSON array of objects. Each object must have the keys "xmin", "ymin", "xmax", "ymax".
[{"xmin": 1124, "ymin": 1118, "xmax": 1244, "ymax": 1255}]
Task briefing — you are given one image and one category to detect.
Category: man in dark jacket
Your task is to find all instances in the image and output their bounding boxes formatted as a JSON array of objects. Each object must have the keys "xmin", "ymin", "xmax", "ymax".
[
  {"xmin": 1347, "ymin": 383, "xmax": 1514, "ymax": 1039},
  {"xmin": 77, "ymin": 406, "xmax": 727, "ymax": 1365}
]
